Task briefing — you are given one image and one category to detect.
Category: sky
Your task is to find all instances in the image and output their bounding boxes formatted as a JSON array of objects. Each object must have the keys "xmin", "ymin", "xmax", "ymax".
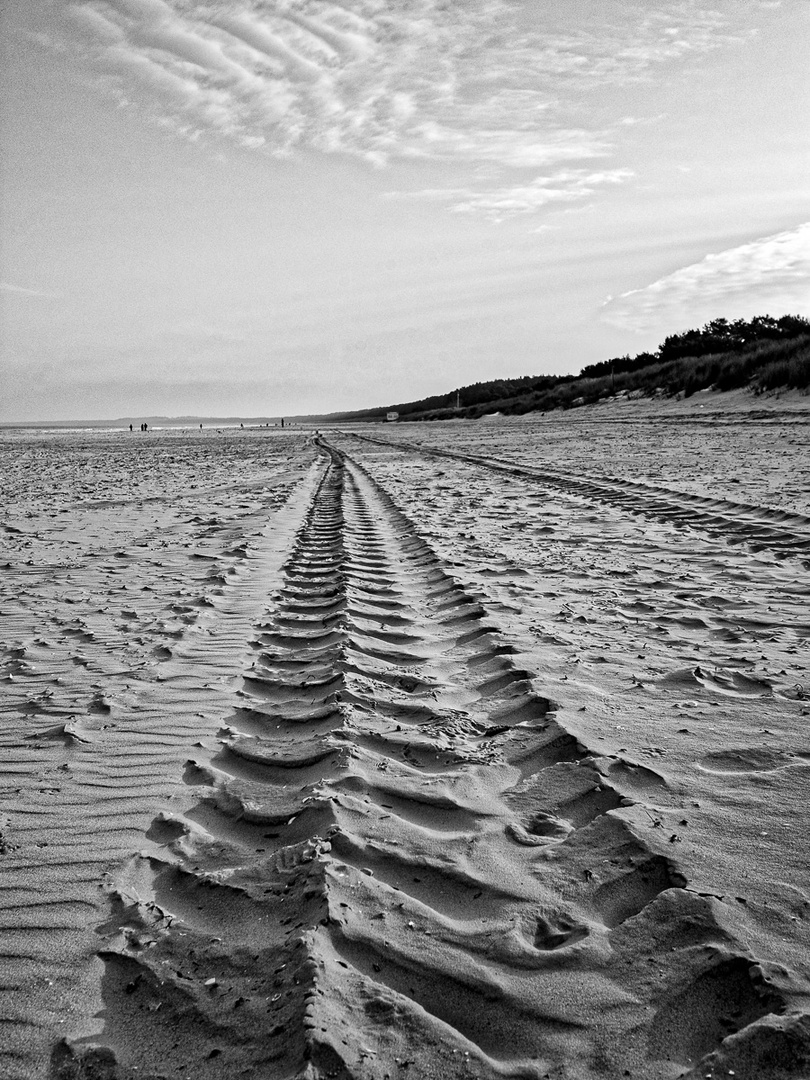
[{"xmin": 1, "ymin": 0, "xmax": 808, "ymax": 421}]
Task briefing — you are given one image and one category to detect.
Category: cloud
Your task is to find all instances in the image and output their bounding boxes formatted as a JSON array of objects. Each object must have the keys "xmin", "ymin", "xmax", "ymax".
[
  {"xmin": 57, "ymin": 0, "xmax": 750, "ymax": 167},
  {"xmin": 601, "ymin": 222, "xmax": 810, "ymax": 331},
  {"xmin": 449, "ymin": 169, "xmax": 633, "ymax": 221},
  {"xmin": 386, "ymin": 167, "xmax": 633, "ymax": 221},
  {"xmin": 0, "ymin": 281, "xmax": 63, "ymax": 299}
]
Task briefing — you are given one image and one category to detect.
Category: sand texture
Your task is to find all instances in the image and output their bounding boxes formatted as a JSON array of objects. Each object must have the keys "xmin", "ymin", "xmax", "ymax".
[{"xmin": 1, "ymin": 411, "xmax": 809, "ymax": 1080}]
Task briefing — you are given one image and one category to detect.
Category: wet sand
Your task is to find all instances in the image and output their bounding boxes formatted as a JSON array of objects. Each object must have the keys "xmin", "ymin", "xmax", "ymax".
[{"xmin": 1, "ymin": 406, "xmax": 809, "ymax": 1079}]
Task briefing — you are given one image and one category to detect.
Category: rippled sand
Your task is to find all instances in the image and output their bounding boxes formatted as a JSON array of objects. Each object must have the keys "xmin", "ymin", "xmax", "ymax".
[{"xmin": 2, "ymin": 410, "xmax": 809, "ymax": 1080}]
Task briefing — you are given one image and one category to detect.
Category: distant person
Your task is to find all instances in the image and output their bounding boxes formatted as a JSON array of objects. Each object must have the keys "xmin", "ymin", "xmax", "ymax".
[
  {"xmin": 129, "ymin": 424, "xmax": 133, "ymax": 432},
  {"xmin": 199, "ymin": 423, "xmax": 203, "ymax": 430}
]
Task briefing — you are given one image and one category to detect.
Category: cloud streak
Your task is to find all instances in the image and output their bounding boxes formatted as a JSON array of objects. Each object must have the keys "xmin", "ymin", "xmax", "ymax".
[
  {"xmin": 59, "ymin": 0, "xmax": 749, "ymax": 170},
  {"xmin": 0, "ymin": 281, "xmax": 63, "ymax": 299},
  {"xmin": 601, "ymin": 222, "xmax": 810, "ymax": 331},
  {"xmin": 449, "ymin": 169, "xmax": 633, "ymax": 221},
  {"xmin": 386, "ymin": 167, "xmax": 633, "ymax": 222}
]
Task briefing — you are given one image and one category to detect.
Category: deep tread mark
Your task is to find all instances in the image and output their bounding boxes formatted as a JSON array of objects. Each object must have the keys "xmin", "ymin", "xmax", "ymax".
[{"xmin": 346, "ymin": 431, "xmax": 810, "ymax": 561}]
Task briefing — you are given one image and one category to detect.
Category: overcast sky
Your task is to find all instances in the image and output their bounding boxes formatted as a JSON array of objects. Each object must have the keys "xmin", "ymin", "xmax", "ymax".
[{"xmin": 2, "ymin": 0, "xmax": 808, "ymax": 421}]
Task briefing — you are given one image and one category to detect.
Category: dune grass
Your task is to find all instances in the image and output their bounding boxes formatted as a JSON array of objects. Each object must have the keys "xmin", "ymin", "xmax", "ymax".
[{"xmin": 324, "ymin": 316, "xmax": 810, "ymax": 423}]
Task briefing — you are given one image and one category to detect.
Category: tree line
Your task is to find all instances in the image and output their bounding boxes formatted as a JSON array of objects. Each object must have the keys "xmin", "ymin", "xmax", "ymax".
[
  {"xmin": 323, "ymin": 314, "xmax": 810, "ymax": 423},
  {"xmin": 580, "ymin": 315, "xmax": 810, "ymax": 380}
]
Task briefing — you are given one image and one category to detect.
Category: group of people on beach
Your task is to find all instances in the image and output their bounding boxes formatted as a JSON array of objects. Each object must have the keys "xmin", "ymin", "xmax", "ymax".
[{"xmin": 128, "ymin": 423, "xmax": 148, "ymax": 432}]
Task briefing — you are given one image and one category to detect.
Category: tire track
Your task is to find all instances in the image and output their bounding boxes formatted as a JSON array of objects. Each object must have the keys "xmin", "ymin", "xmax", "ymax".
[
  {"xmin": 56, "ymin": 440, "xmax": 803, "ymax": 1079},
  {"xmin": 344, "ymin": 431, "xmax": 810, "ymax": 563}
]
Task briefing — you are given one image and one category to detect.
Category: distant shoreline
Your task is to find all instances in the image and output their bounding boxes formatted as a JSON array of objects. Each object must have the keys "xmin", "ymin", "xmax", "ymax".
[
  {"xmin": 3, "ymin": 383, "xmax": 809, "ymax": 431},
  {"xmin": 0, "ymin": 417, "xmax": 283, "ymax": 430}
]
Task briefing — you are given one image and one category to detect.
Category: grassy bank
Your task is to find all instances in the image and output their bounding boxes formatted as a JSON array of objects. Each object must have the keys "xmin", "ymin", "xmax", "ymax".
[{"xmin": 320, "ymin": 316, "xmax": 810, "ymax": 423}]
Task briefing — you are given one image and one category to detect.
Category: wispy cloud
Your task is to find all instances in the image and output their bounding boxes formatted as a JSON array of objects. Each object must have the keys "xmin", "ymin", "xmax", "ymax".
[
  {"xmin": 450, "ymin": 169, "xmax": 633, "ymax": 221},
  {"xmin": 57, "ymin": 1, "xmax": 749, "ymax": 163},
  {"xmin": 601, "ymin": 222, "xmax": 810, "ymax": 331},
  {"xmin": 386, "ymin": 167, "xmax": 633, "ymax": 222},
  {"xmin": 0, "ymin": 281, "xmax": 63, "ymax": 299}
]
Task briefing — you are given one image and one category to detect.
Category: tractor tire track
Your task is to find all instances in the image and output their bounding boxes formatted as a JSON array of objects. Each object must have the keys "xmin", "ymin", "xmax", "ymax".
[
  {"xmin": 59, "ymin": 440, "xmax": 798, "ymax": 1080},
  {"xmin": 344, "ymin": 431, "xmax": 810, "ymax": 563}
]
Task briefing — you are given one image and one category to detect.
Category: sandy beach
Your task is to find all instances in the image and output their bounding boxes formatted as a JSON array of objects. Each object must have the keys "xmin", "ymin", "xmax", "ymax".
[{"xmin": 2, "ymin": 402, "xmax": 810, "ymax": 1080}]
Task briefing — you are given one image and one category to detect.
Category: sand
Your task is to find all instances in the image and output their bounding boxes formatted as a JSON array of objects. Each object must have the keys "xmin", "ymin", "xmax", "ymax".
[{"xmin": 1, "ymin": 403, "xmax": 809, "ymax": 1080}]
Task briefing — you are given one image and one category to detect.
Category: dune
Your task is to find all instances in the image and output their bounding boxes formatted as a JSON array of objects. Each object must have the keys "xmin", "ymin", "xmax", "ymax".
[{"xmin": 1, "ymin": 415, "xmax": 809, "ymax": 1079}]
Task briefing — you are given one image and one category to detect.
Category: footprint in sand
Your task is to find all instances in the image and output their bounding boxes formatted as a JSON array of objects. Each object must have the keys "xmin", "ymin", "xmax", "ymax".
[
  {"xmin": 648, "ymin": 955, "xmax": 786, "ymax": 1067},
  {"xmin": 533, "ymin": 912, "xmax": 590, "ymax": 951},
  {"xmin": 659, "ymin": 665, "xmax": 773, "ymax": 697}
]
